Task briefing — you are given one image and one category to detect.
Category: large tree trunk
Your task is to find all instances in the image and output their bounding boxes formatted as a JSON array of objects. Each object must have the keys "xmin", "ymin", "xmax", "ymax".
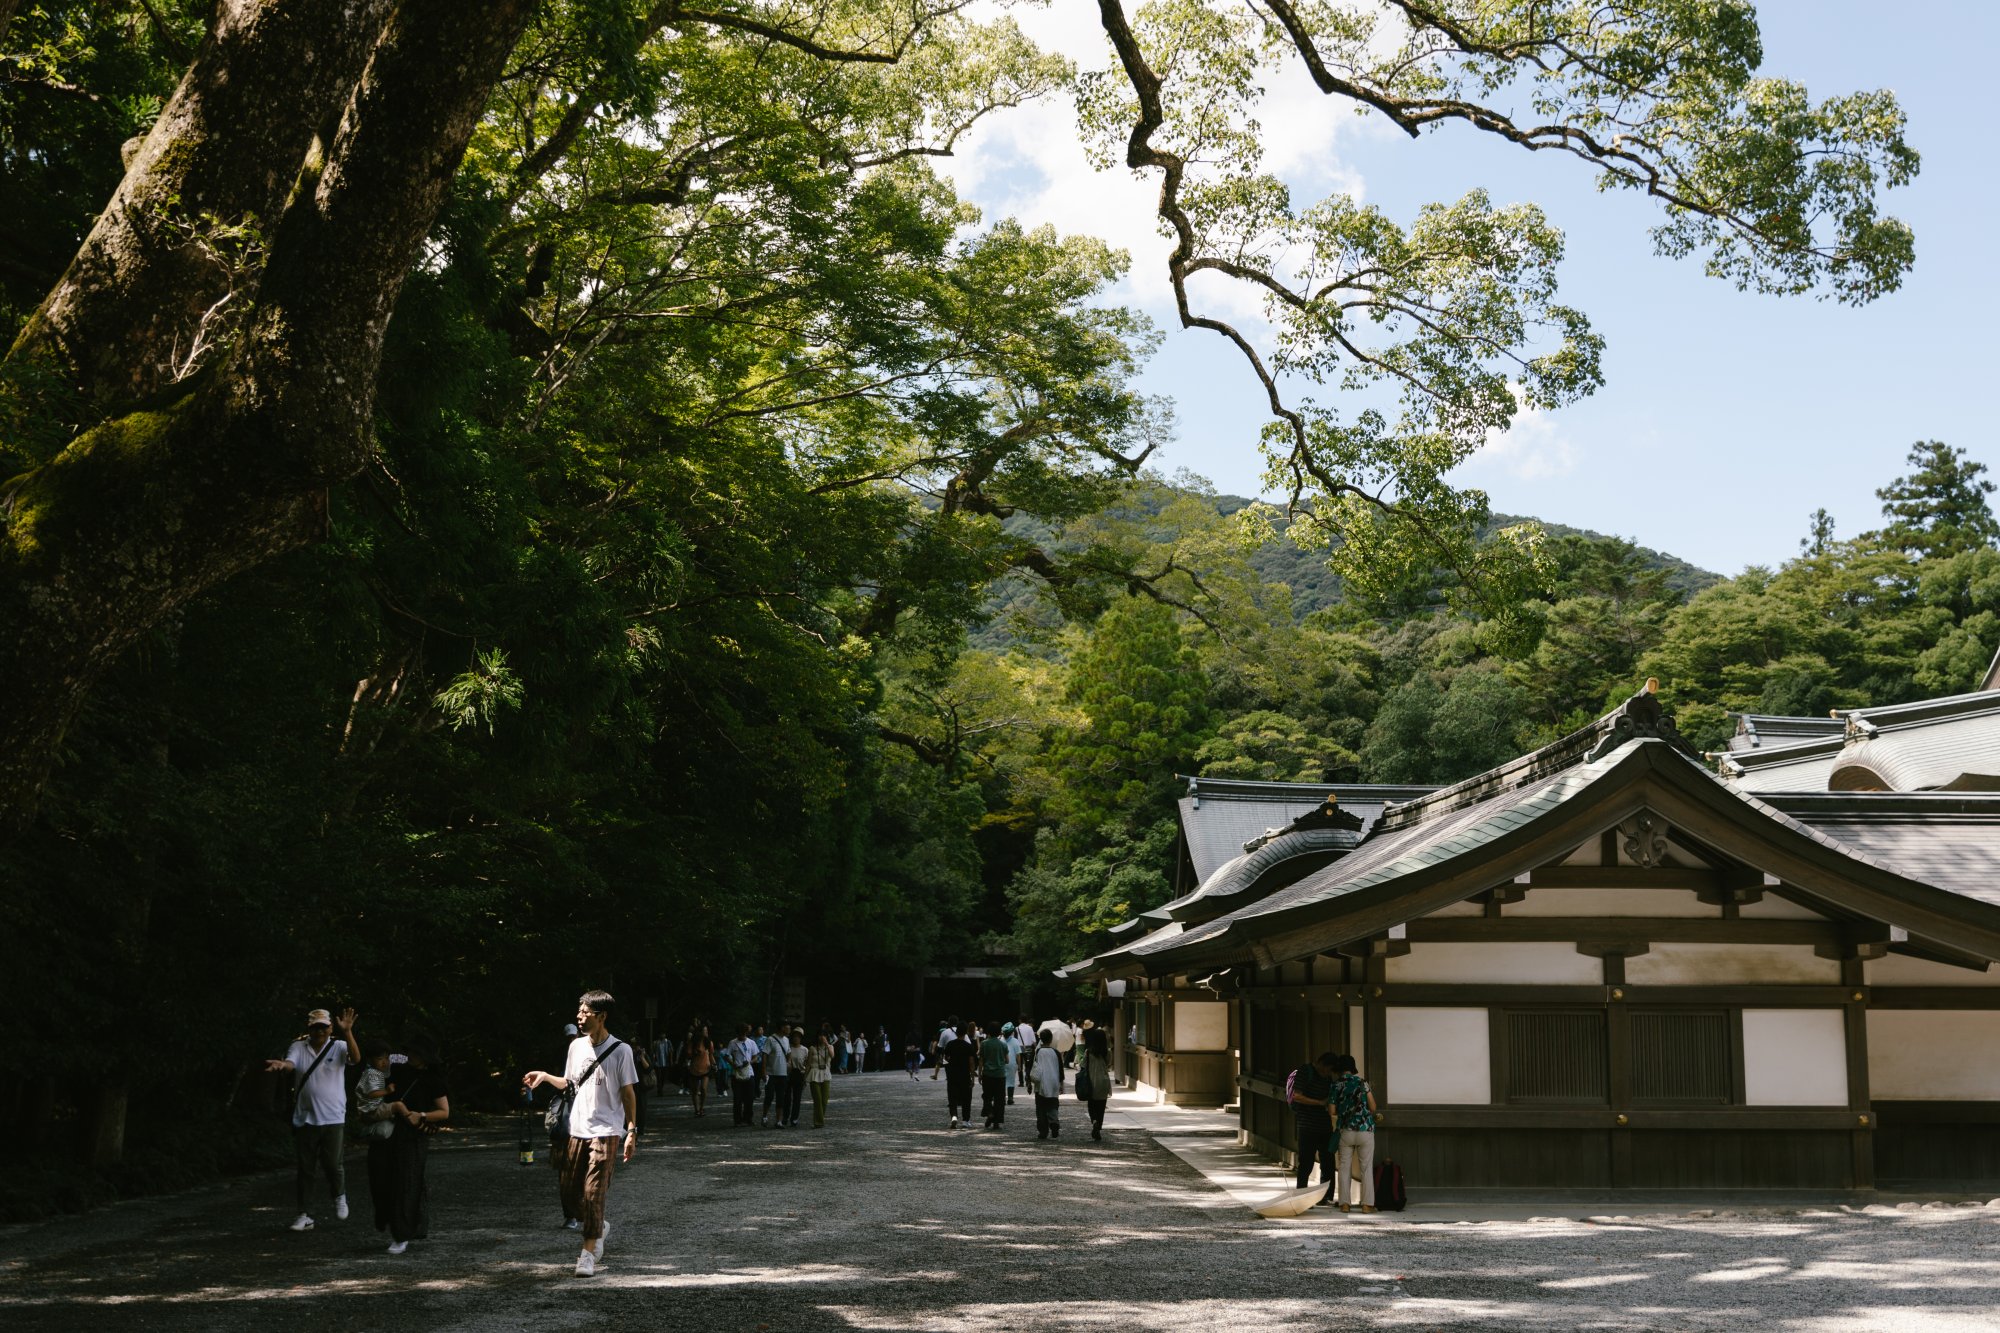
[
  {"xmin": 8, "ymin": 0, "xmax": 396, "ymax": 410},
  {"xmin": 0, "ymin": 0, "xmax": 538, "ymax": 821}
]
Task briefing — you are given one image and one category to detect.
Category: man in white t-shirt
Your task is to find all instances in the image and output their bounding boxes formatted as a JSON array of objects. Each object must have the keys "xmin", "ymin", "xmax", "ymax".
[
  {"xmin": 759, "ymin": 1024, "xmax": 791, "ymax": 1127},
  {"xmin": 523, "ymin": 990, "xmax": 638, "ymax": 1277},
  {"xmin": 263, "ymin": 1006, "xmax": 361, "ymax": 1232},
  {"xmin": 931, "ymin": 1016, "xmax": 957, "ymax": 1081}
]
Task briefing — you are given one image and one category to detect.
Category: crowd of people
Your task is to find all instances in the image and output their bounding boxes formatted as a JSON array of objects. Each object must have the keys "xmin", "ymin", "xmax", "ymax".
[
  {"xmin": 266, "ymin": 994, "xmax": 1122, "ymax": 1277},
  {"xmin": 916, "ymin": 1014, "xmax": 1114, "ymax": 1141}
]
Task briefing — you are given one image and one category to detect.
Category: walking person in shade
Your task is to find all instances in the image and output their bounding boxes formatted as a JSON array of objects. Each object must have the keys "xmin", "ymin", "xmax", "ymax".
[
  {"xmin": 1031, "ymin": 1027, "xmax": 1064, "ymax": 1140},
  {"xmin": 1076, "ymin": 1025, "xmax": 1112, "ymax": 1140},
  {"xmin": 1287, "ymin": 1052, "xmax": 1339, "ymax": 1206},
  {"xmin": 785, "ymin": 1027, "xmax": 809, "ymax": 1129},
  {"xmin": 545, "ymin": 1022, "xmax": 581, "ymax": 1228},
  {"xmin": 264, "ymin": 1006, "xmax": 361, "ymax": 1233},
  {"xmin": 729, "ymin": 1024, "xmax": 759, "ymax": 1125},
  {"xmin": 685, "ymin": 1024, "xmax": 715, "ymax": 1117},
  {"xmin": 941, "ymin": 1022, "xmax": 976, "ymax": 1129},
  {"xmin": 522, "ymin": 990, "xmax": 639, "ymax": 1277},
  {"xmin": 1330, "ymin": 1053, "xmax": 1380, "ymax": 1213},
  {"xmin": 761, "ymin": 1021, "xmax": 792, "ymax": 1127},
  {"xmin": 804, "ymin": 1028, "xmax": 834, "ymax": 1127},
  {"xmin": 979, "ymin": 1020, "xmax": 1011, "ymax": 1130},
  {"xmin": 374, "ymin": 1036, "xmax": 449, "ymax": 1255}
]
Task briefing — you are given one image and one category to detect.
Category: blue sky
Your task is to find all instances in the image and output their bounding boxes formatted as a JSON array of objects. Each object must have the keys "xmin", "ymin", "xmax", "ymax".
[{"xmin": 942, "ymin": 2, "xmax": 1997, "ymax": 577}]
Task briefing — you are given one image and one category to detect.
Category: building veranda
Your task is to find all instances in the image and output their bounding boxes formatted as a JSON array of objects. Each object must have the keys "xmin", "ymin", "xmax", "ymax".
[{"xmin": 1068, "ymin": 685, "xmax": 2000, "ymax": 1193}]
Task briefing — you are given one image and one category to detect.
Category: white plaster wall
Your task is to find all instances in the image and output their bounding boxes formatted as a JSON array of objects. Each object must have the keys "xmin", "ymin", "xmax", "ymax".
[
  {"xmin": 1742, "ymin": 1009, "xmax": 1849, "ymax": 1105},
  {"xmin": 1737, "ymin": 895, "xmax": 1829, "ymax": 920},
  {"xmin": 1349, "ymin": 1004, "xmax": 1365, "ymax": 1066},
  {"xmin": 1559, "ymin": 840, "xmax": 1601, "ymax": 867},
  {"xmin": 1623, "ymin": 944, "xmax": 1840, "ymax": 985},
  {"xmin": 1865, "ymin": 954, "xmax": 2000, "ymax": 987},
  {"xmin": 1173, "ymin": 1000, "xmax": 1231, "ymax": 1051},
  {"xmin": 1509, "ymin": 888, "xmax": 1712, "ymax": 918},
  {"xmin": 1867, "ymin": 1011, "xmax": 2000, "ymax": 1098},
  {"xmin": 1664, "ymin": 840, "xmax": 1711, "ymax": 868},
  {"xmin": 1385, "ymin": 1007, "xmax": 1491, "ymax": 1104},
  {"xmin": 1387, "ymin": 942, "xmax": 1603, "ymax": 985}
]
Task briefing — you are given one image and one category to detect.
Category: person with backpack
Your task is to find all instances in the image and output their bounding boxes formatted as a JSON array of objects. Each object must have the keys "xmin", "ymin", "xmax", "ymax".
[
  {"xmin": 522, "ymin": 990, "xmax": 640, "ymax": 1277},
  {"xmin": 263, "ymin": 1006, "xmax": 361, "ymax": 1233},
  {"xmin": 1329, "ymin": 1053, "xmax": 1380, "ymax": 1213},
  {"xmin": 1286, "ymin": 1052, "xmax": 1339, "ymax": 1205}
]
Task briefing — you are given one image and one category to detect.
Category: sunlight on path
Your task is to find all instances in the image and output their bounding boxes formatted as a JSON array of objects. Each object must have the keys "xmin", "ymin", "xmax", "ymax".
[{"xmin": 5, "ymin": 1073, "xmax": 2000, "ymax": 1331}]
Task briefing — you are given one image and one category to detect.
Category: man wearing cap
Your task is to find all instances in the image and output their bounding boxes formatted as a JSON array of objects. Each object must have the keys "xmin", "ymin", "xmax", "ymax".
[{"xmin": 264, "ymin": 1006, "xmax": 361, "ymax": 1232}]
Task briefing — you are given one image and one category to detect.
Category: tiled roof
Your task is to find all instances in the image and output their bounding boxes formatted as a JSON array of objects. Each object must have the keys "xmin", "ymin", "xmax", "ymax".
[
  {"xmin": 1726, "ymin": 712, "xmax": 1845, "ymax": 753},
  {"xmin": 1130, "ymin": 757, "xmax": 1605, "ymax": 960},
  {"xmin": 1118, "ymin": 734, "xmax": 2000, "ymax": 976},
  {"xmin": 1718, "ymin": 687, "xmax": 2000, "ymax": 794},
  {"xmin": 1718, "ymin": 737, "xmax": 1846, "ymax": 792},
  {"xmin": 1176, "ymin": 777, "xmax": 1433, "ymax": 882},
  {"xmin": 1765, "ymin": 793, "xmax": 2000, "ymax": 911}
]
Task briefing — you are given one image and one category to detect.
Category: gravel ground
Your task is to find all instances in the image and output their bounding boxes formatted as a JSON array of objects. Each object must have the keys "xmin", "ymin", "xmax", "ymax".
[{"xmin": 5, "ymin": 1073, "xmax": 1999, "ymax": 1331}]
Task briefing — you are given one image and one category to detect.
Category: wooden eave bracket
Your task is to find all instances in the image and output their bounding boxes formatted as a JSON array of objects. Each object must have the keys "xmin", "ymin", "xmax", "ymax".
[
  {"xmin": 1887, "ymin": 934, "xmax": 1994, "ymax": 973},
  {"xmin": 1694, "ymin": 866, "xmax": 1767, "ymax": 907},
  {"xmin": 1574, "ymin": 940, "xmax": 1651, "ymax": 959},
  {"xmin": 1814, "ymin": 926, "xmax": 1895, "ymax": 962},
  {"xmin": 1334, "ymin": 930, "xmax": 1411, "ymax": 960}
]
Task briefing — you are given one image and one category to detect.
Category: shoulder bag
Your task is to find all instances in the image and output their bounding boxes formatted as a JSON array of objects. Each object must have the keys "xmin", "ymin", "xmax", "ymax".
[
  {"xmin": 293, "ymin": 1037, "xmax": 341, "ymax": 1118},
  {"xmin": 544, "ymin": 1039, "xmax": 624, "ymax": 1133}
]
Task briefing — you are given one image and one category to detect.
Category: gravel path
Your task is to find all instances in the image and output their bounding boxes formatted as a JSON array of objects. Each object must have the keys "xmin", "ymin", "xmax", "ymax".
[{"xmin": 5, "ymin": 1073, "xmax": 1999, "ymax": 1331}]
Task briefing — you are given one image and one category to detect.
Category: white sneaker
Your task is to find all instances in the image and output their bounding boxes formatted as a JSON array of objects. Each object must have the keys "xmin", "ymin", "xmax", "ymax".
[
  {"xmin": 592, "ymin": 1220, "xmax": 611, "ymax": 1258},
  {"xmin": 289, "ymin": 1214, "xmax": 314, "ymax": 1232},
  {"xmin": 575, "ymin": 1249, "xmax": 597, "ymax": 1277},
  {"xmin": 949, "ymin": 1115, "xmax": 959, "ymax": 1129},
  {"xmin": 386, "ymin": 1240, "xmax": 408, "ymax": 1255},
  {"xmin": 334, "ymin": 1195, "xmax": 349, "ymax": 1221}
]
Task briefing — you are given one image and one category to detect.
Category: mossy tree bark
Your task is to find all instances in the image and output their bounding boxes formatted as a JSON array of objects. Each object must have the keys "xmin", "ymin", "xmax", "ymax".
[{"xmin": 0, "ymin": 0, "xmax": 537, "ymax": 822}]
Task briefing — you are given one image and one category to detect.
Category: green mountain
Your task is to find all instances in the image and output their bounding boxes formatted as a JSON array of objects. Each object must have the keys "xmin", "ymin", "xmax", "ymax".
[{"xmin": 969, "ymin": 487, "xmax": 1720, "ymax": 648}]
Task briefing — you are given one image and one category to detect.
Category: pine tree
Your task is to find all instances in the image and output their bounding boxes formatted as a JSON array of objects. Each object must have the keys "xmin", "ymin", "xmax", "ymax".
[{"xmin": 1875, "ymin": 442, "xmax": 2000, "ymax": 558}]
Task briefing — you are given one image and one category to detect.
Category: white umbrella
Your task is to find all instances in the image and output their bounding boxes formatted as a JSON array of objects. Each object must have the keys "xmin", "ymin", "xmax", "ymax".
[
  {"xmin": 1039, "ymin": 1019, "xmax": 1075, "ymax": 1052},
  {"xmin": 1253, "ymin": 1184, "xmax": 1326, "ymax": 1219}
]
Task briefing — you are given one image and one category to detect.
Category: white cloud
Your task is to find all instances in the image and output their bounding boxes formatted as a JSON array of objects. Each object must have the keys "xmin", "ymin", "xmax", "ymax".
[
  {"xmin": 1465, "ymin": 398, "xmax": 1579, "ymax": 482},
  {"xmin": 935, "ymin": 3, "xmax": 1375, "ymax": 331}
]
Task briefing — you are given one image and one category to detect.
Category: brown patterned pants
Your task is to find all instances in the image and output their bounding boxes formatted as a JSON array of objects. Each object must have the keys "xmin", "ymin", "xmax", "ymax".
[{"xmin": 559, "ymin": 1135, "xmax": 618, "ymax": 1242}]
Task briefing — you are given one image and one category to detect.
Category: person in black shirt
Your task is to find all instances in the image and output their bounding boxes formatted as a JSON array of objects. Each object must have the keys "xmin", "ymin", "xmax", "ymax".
[
  {"xmin": 1288, "ymin": 1052, "xmax": 1339, "ymax": 1204},
  {"xmin": 375, "ymin": 1037, "xmax": 450, "ymax": 1255},
  {"xmin": 941, "ymin": 1026, "xmax": 978, "ymax": 1129}
]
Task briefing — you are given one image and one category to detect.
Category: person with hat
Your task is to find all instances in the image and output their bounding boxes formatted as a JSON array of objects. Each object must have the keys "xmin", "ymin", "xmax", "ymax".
[{"xmin": 263, "ymin": 1006, "xmax": 361, "ymax": 1232}]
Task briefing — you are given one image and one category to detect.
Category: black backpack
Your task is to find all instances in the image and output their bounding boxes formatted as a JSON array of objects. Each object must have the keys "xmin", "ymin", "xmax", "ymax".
[{"xmin": 1373, "ymin": 1158, "xmax": 1408, "ymax": 1211}]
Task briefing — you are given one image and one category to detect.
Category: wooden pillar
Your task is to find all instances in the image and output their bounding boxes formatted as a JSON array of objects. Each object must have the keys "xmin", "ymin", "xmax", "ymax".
[
  {"xmin": 1605, "ymin": 952, "xmax": 1633, "ymax": 1188},
  {"xmin": 1843, "ymin": 957, "xmax": 1875, "ymax": 1190}
]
